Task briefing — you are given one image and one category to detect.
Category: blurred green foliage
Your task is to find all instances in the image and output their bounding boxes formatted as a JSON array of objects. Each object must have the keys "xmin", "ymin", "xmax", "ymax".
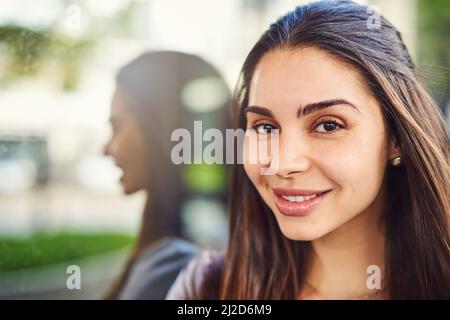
[
  {"xmin": 0, "ymin": 232, "xmax": 135, "ymax": 272},
  {"xmin": 183, "ymin": 163, "xmax": 227, "ymax": 194},
  {"xmin": 417, "ymin": 0, "xmax": 450, "ymax": 108},
  {"xmin": 0, "ymin": 25, "xmax": 93, "ymax": 91},
  {"xmin": 0, "ymin": 1, "xmax": 137, "ymax": 91}
]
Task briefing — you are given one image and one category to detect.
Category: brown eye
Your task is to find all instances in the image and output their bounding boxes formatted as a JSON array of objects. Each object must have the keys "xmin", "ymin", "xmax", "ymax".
[{"xmin": 315, "ymin": 120, "xmax": 344, "ymax": 133}]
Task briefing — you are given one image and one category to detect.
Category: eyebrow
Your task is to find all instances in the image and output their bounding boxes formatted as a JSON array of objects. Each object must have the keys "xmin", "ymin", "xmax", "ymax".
[{"xmin": 245, "ymin": 99, "xmax": 360, "ymax": 119}]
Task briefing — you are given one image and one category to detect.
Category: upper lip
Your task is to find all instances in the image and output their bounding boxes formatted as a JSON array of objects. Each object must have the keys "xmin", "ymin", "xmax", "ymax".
[
  {"xmin": 114, "ymin": 161, "xmax": 124, "ymax": 168},
  {"xmin": 272, "ymin": 188, "xmax": 331, "ymax": 197}
]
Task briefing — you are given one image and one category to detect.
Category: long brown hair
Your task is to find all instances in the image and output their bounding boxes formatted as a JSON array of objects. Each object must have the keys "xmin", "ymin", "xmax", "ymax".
[{"xmin": 196, "ymin": 0, "xmax": 450, "ymax": 299}]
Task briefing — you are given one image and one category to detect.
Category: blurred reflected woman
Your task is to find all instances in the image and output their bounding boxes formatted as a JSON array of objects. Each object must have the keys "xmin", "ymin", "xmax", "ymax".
[
  {"xmin": 104, "ymin": 51, "xmax": 230, "ymax": 299},
  {"xmin": 167, "ymin": 1, "xmax": 450, "ymax": 299}
]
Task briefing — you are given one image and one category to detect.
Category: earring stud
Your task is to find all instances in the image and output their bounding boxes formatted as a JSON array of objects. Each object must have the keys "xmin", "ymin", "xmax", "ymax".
[{"xmin": 391, "ymin": 156, "xmax": 402, "ymax": 167}]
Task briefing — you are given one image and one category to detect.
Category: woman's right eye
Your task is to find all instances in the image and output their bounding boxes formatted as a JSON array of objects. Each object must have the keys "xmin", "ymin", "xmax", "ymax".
[{"xmin": 254, "ymin": 123, "xmax": 278, "ymax": 134}]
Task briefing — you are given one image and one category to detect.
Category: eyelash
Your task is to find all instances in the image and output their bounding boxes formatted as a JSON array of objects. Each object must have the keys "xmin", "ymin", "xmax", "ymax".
[
  {"xmin": 313, "ymin": 118, "xmax": 346, "ymax": 135},
  {"xmin": 249, "ymin": 117, "xmax": 347, "ymax": 135},
  {"xmin": 251, "ymin": 122, "xmax": 279, "ymax": 134}
]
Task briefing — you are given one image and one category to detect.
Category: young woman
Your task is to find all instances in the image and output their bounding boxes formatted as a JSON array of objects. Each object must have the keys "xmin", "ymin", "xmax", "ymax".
[
  {"xmin": 166, "ymin": 1, "xmax": 450, "ymax": 299},
  {"xmin": 103, "ymin": 51, "xmax": 230, "ymax": 299}
]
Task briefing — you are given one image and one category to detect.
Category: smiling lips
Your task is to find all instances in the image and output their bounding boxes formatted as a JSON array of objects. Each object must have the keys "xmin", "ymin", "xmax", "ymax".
[{"xmin": 272, "ymin": 188, "xmax": 331, "ymax": 217}]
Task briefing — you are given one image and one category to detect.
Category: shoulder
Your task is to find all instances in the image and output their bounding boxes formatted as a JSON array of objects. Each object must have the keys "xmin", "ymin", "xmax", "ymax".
[
  {"xmin": 119, "ymin": 237, "xmax": 199, "ymax": 300},
  {"xmin": 165, "ymin": 250, "xmax": 224, "ymax": 300},
  {"xmin": 142, "ymin": 237, "xmax": 199, "ymax": 266}
]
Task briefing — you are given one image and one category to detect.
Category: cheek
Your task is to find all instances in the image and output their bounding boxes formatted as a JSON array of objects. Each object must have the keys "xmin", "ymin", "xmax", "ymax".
[
  {"xmin": 243, "ymin": 162, "xmax": 260, "ymax": 189},
  {"xmin": 317, "ymin": 128, "xmax": 388, "ymax": 200},
  {"xmin": 116, "ymin": 133, "xmax": 134, "ymax": 162},
  {"xmin": 113, "ymin": 129, "xmax": 144, "ymax": 176},
  {"xmin": 243, "ymin": 135, "xmax": 267, "ymax": 187},
  {"xmin": 125, "ymin": 129, "xmax": 149, "ymax": 181}
]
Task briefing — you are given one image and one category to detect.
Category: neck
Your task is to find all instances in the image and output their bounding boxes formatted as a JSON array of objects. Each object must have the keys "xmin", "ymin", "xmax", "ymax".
[
  {"xmin": 302, "ymin": 191, "xmax": 387, "ymax": 299},
  {"xmin": 136, "ymin": 191, "xmax": 166, "ymax": 254}
]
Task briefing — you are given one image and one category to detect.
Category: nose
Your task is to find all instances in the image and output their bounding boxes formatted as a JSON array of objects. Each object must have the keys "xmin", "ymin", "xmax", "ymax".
[
  {"xmin": 274, "ymin": 131, "xmax": 311, "ymax": 178},
  {"xmin": 103, "ymin": 139, "xmax": 112, "ymax": 157}
]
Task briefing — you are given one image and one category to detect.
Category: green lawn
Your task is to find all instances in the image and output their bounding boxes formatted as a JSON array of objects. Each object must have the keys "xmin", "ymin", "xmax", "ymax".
[{"xmin": 0, "ymin": 232, "xmax": 135, "ymax": 272}]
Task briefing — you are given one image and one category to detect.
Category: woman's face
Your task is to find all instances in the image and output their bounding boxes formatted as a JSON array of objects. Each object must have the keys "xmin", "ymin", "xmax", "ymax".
[
  {"xmin": 244, "ymin": 47, "xmax": 397, "ymax": 241},
  {"xmin": 104, "ymin": 89, "xmax": 149, "ymax": 195}
]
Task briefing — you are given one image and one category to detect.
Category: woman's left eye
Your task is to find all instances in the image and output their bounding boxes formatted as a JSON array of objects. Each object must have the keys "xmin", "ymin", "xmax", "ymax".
[{"xmin": 314, "ymin": 120, "xmax": 345, "ymax": 134}]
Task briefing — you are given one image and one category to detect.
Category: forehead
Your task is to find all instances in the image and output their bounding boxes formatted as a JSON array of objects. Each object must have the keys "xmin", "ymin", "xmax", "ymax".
[
  {"xmin": 249, "ymin": 47, "xmax": 371, "ymax": 108},
  {"xmin": 111, "ymin": 88, "xmax": 128, "ymax": 117}
]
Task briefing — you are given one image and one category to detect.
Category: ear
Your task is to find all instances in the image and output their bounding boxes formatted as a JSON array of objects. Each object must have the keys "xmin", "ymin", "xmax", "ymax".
[{"xmin": 389, "ymin": 135, "xmax": 401, "ymax": 160}]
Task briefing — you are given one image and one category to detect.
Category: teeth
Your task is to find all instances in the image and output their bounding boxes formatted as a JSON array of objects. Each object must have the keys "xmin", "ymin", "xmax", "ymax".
[{"xmin": 281, "ymin": 193, "xmax": 318, "ymax": 202}]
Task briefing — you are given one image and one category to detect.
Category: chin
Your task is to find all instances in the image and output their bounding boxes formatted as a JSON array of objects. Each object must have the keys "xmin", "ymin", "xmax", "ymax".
[
  {"xmin": 123, "ymin": 187, "xmax": 136, "ymax": 195},
  {"xmin": 121, "ymin": 181, "xmax": 140, "ymax": 195},
  {"xmin": 276, "ymin": 218, "xmax": 330, "ymax": 241}
]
